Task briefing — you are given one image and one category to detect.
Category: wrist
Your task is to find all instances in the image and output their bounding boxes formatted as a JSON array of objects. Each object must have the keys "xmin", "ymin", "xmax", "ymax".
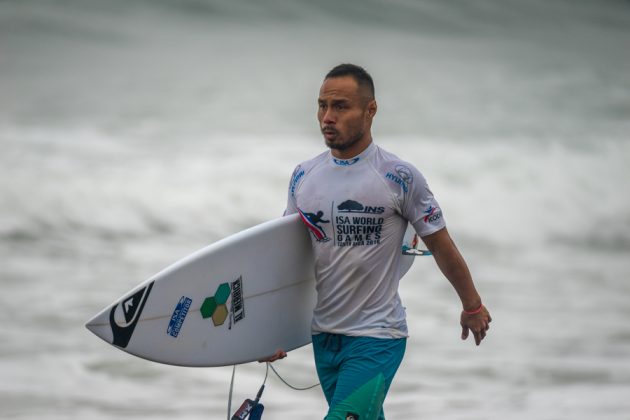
[
  {"xmin": 462, "ymin": 302, "xmax": 483, "ymax": 315},
  {"xmin": 461, "ymin": 295, "xmax": 482, "ymax": 312}
]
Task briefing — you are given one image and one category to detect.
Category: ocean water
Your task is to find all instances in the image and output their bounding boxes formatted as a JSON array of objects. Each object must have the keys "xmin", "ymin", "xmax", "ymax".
[{"xmin": 1, "ymin": 0, "xmax": 629, "ymax": 419}]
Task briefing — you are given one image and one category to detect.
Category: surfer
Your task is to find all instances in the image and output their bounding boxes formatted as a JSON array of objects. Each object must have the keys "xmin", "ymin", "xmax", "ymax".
[{"xmin": 265, "ymin": 64, "xmax": 492, "ymax": 420}]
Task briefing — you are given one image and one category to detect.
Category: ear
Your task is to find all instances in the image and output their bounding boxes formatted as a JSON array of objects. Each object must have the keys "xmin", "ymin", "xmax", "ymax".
[{"xmin": 367, "ymin": 100, "xmax": 377, "ymax": 118}]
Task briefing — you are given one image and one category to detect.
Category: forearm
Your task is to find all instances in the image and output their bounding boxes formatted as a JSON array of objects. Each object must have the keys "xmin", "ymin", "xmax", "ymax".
[{"xmin": 422, "ymin": 229, "xmax": 481, "ymax": 311}]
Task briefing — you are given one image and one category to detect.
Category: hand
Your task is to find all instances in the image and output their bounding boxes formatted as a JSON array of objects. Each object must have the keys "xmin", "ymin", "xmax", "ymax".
[
  {"xmin": 460, "ymin": 306, "xmax": 492, "ymax": 346},
  {"xmin": 258, "ymin": 349, "xmax": 287, "ymax": 363}
]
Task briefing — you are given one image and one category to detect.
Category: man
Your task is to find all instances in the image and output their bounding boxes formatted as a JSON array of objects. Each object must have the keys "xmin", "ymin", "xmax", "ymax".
[{"xmin": 265, "ymin": 64, "xmax": 492, "ymax": 420}]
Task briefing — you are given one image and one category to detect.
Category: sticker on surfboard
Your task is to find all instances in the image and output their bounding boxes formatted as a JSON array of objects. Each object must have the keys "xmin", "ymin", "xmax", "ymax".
[
  {"xmin": 109, "ymin": 281, "xmax": 154, "ymax": 348},
  {"xmin": 199, "ymin": 276, "xmax": 246, "ymax": 329}
]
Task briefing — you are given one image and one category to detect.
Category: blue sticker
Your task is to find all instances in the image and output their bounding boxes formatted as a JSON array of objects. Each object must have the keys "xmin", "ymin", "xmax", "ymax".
[{"xmin": 167, "ymin": 296, "xmax": 192, "ymax": 338}]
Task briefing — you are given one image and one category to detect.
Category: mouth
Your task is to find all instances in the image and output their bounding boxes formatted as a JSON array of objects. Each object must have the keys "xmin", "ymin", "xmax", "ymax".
[{"xmin": 321, "ymin": 127, "xmax": 338, "ymax": 140}]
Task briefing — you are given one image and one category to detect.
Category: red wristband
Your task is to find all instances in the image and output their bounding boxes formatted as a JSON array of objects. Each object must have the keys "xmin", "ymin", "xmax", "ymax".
[{"xmin": 463, "ymin": 304, "xmax": 483, "ymax": 315}]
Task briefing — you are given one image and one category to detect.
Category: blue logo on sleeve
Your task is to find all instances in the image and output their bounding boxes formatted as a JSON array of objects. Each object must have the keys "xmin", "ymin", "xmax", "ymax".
[
  {"xmin": 290, "ymin": 165, "xmax": 305, "ymax": 197},
  {"xmin": 385, "ymin": 165, "xmax": 413, "ymax": 193},
  {"xmin": 167, "ymin": 296, "xmax": 193, "ymax": 338}
]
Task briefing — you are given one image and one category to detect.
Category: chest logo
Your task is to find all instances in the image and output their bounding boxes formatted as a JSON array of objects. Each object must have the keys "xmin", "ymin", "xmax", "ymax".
[
  {"xmin": 337, "ymin": 200, "xmax": 385, "ymax": 214},
  {"xmin": 333, "ymin": 157, "xmax": 360, "ymax": 166},
  {"xmin": 298, "ymin": 209, "xmax": 331, "ymax": 242},
  {"xmin": 334, "ymin": 200, "xmax": 385, "ymax": 247}
]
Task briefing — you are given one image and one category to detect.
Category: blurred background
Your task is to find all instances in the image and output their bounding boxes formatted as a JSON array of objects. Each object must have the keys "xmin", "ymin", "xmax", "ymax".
[{"xmin": 1, "ymin": 0, "xmax": 629, "ymax": 419}]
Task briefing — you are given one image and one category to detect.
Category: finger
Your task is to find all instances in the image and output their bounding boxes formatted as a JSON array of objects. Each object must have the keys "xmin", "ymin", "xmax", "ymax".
[
  {"xmin": 476, "ymin": 326, "xmax": 486, "ymax": 344},
  {"xmin": 474, "ymin": 331, "xmax": 481, "ymax": 346},
  {"xmin": 271, "ymin": 350, "xmax": 286, "ymax": 361},
  {"xmin": 461, "ymin": 326, "xmax": 469, "ymax": 340},
  {"xmin": 258, "ymin": 349, "xmax": 286, "ymax": 363},
  {"xmin": 479, "ymin": 328, "xmax": 488, "ymax": 343},
  {"xmin": 268, "ymin": 354, "xmax": 282, "ymax": 362}
]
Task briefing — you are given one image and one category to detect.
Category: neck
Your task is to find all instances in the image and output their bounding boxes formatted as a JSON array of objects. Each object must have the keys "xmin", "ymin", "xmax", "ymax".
[{"xmin": 330, "ymin": 135, "xmax": 373, "ymax": 160}]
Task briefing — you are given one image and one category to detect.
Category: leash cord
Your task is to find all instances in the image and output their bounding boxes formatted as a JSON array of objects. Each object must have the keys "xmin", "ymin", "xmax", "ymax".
[
  {"xmin": 227, "ymin": 365, "xmax": 236, "ymax": 420},
  {"xmin": 226, "ymin": 361, "xmax": 319, "ymax": 419},
  {"xmin": 226, "ymin": 363, "xmax": 270, "ymax": 420},
  {"xmin": 268, "ymin": 362, "xmax": 320, "ymax": 391}
]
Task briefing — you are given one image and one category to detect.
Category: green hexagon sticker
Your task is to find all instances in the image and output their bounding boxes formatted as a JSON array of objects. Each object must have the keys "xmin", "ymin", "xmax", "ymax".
[
  {"xmin": 215, "ymin": 283, "xmax": 231, "ymax": 305},
  {"xmin": 200, "ymin": 297, "xmax": 217, "ymax": 319},
  {"xmin": 200, "ymin": 281, "xmax": 235, "ymax": 326}
]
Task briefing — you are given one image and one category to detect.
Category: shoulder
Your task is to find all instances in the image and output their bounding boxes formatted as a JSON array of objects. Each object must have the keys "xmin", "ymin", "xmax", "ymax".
[
  {"xmin": 290, "ymin": 151, "xmax": 327, "ymax": 178},
  {"xmin": 371, "ymin": 145, "xmax": 426, "ymax": 193},
  {"xmin": 298, "ymin": 150, "xmax": 328, "ymax": 170},
  {"xmin": 288, "ymin": 151, "xmax": 328, "ymax": 194}
]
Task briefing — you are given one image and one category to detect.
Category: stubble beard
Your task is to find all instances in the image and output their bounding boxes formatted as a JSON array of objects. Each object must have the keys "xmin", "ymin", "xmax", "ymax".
[{"xmin": 324, "ymin": 129, "xmax": 365, "ymax": 152}]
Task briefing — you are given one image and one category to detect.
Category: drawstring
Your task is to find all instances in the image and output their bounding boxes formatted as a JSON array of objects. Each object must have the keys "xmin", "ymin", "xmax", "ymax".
[{"xmin": 323, "ymin": 333, "xmax": 342, "ymax": 352}]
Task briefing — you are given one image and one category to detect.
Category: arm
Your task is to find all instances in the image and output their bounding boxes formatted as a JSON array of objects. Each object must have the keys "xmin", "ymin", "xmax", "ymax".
[{"xmin": 421, "ymin": 227, "xmax": 492, "ymax": 346}]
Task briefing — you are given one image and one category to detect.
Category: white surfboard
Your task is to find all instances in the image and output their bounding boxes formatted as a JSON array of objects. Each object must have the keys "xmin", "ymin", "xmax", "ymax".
[{"xmin": 85, "ymin": 214, "xmax": 423, "ymax": 367}]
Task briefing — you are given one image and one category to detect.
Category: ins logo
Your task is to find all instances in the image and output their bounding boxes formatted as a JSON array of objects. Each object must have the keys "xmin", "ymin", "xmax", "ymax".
[{"xmin": 337, "ymin": 200, "xmax": 384, "ymax": 214}]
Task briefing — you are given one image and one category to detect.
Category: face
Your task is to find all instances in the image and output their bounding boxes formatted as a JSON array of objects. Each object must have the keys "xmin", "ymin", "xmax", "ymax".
[{"xmin": 317, "ymin": 76, "xmax": 376, "ymax": 158}]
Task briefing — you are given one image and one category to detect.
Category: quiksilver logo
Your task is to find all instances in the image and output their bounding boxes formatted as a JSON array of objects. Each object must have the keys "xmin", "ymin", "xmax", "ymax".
[{"xmin": 109, "ymin": 282, "xmax": 154, "ymax": 348}]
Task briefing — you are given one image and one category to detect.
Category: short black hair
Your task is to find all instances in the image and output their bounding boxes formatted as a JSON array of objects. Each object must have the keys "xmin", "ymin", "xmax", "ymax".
[{"xmin": 325, "ymin": 63, "xmax": 375, "ymax": 100}]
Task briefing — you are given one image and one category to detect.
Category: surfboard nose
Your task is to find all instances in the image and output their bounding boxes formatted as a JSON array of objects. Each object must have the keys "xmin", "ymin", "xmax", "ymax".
[
  {"xmin": 85, "ymin": 317, "xmax": 98, "ymax": 334},
  {"xmin": 84, "ymin": 309, "xmax": 113, "ymax": 343}
]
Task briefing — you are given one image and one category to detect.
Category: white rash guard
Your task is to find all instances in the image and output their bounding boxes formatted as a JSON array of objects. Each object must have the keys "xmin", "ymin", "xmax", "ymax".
[{"xmin": 285, "ymin": 142, "xmax": 446, "ymax": 338}]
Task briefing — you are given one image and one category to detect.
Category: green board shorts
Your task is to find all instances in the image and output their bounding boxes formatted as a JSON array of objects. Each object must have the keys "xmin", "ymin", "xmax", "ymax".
[{"xmin": 312, "ymin": 333, "xmax": 407, "ymax": 420}]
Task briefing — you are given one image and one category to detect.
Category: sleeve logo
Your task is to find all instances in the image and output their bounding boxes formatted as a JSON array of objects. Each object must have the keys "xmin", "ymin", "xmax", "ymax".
[
  {"xmin": 289, "ymin": 165, "xmax": 305, "ymax": 198},
  {"xmin": 423, "ymin": 205, "xmax": 442, "ymax": 223},
  {"xmin": 385, "ymin": 165, "xmax": 413, "ymax": 193}
]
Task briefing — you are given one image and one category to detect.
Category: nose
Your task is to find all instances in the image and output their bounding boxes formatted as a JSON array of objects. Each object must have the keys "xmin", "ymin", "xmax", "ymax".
[{"xmin": 322, "ymin": 107, "xmax": 335, "ymax": 125}]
